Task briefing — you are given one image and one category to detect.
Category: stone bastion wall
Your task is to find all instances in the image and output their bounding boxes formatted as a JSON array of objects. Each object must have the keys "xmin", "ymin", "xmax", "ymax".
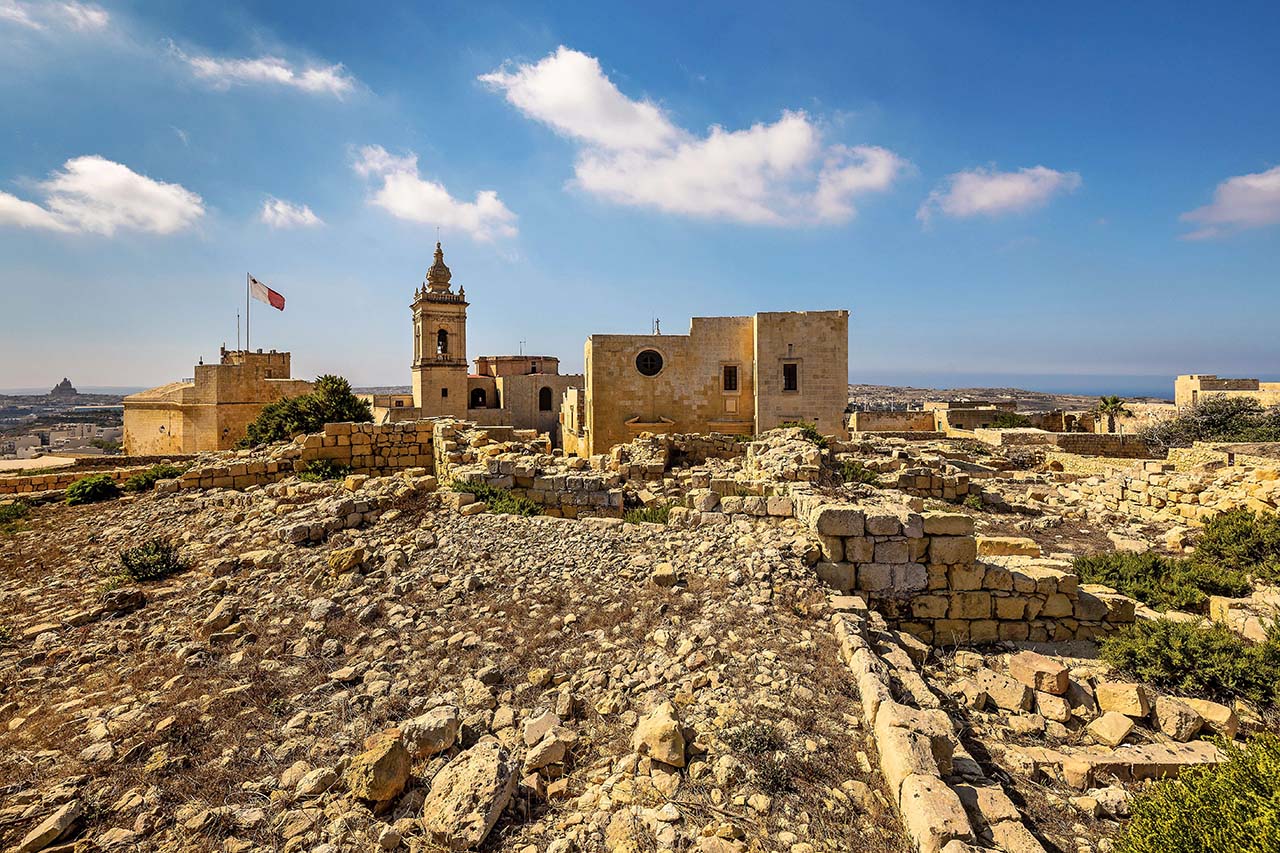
[
  {"xmin": 1055, "ymin": 459, "xmax": 1280, "ymax": 526},
  {"xmin": 794, "ymin": 496, "xmax": 1136, "ymax": 645}
]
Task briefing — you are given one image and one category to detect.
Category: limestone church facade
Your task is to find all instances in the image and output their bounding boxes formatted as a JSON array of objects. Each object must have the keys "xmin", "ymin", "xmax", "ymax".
[{"xmin": 369, "ymin": 243, "xmax": 583, "ymax": 444}]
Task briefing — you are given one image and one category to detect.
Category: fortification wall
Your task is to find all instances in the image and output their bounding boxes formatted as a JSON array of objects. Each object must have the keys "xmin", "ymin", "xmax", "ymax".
[
  {"xmin": 792, "ymin": 497, "xmax": 1134, "ymax": 644},
  {"xmin": 1056, "ymin": 460, "xmax": 1280, "ymax": 526}
]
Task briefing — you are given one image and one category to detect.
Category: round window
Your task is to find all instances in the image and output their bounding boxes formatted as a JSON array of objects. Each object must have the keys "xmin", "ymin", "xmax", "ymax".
[{"xmin": 635, "ymin": 349, "xmax": 664, "ymax": 376}]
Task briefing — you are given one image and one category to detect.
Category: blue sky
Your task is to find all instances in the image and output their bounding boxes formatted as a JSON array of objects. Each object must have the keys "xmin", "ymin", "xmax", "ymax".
[{"xmin": 2, "ymin": 1, "xmax": 1278, "ymax": 395}]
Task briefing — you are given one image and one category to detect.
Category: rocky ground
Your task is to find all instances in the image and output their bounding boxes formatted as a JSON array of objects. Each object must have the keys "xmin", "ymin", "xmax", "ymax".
[{"xmin": 0, "ymin": 480, "xmax": 908, "ymax": 853}]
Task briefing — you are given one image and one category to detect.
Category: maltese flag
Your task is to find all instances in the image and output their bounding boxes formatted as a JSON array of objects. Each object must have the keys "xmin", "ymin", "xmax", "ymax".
[{"xmin": 249, "ymin": 275, "xmax": 285, "ymax": 310}]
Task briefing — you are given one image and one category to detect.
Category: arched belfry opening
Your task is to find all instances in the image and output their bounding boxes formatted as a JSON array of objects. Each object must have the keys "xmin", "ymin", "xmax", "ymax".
[
  {"xmin": 437, "ymin": 329, "xmax": 449, "ymax": 355},
  {"xmin": 470, "ymin": 388, "xmax": 487, "ymax": 409}
]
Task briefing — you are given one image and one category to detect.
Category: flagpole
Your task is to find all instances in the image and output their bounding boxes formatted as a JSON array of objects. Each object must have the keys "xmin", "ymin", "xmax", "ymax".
[{"xmin": 245, "ymin": 273, "xmax": 250, "ymax": 353}]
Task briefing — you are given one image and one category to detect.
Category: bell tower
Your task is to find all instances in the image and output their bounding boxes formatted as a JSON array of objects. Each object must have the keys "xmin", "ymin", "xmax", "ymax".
[{"xmin": 410, "ymin": 242, "xmax": 469, "ymax": 416}]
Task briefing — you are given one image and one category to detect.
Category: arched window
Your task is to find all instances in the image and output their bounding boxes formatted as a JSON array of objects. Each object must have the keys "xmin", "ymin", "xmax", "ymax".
[
  {"xmin": 539, "ymin": 387, "xmax": 553, "ymax": 411},
  {"xmin": 470, "ymin": 388, "xmax": 487, "ymax": 409},
  {"xmin": 437, "ymin": 329, "xmax": 449, "ymax": 354}
]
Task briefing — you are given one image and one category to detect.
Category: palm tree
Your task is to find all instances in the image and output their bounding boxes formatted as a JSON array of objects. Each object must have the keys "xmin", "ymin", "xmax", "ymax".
[{"xmin": 1094, "ymin": 396, "xmax": 1134, "ymax": 433}]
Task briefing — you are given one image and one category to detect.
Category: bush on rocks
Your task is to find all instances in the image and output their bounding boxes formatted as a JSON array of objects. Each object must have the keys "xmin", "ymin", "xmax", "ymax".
[
  {"xmin": 117, "ymin": 538, "xmax": 187, "ymax": 583},
  {"xmin": 65, "ymin": 474, "xmax": 119, "ymax": 505},
  {"xmin": 449, "ymin": 480, "xmax": 540, "ymax": 516},
  {"xmin": 1073, "ymin": 551, "xmax": 1250, "ymax": 614},
  {"xmin": 1100, "ymin": 618, "xmax": 1280, "ymax": 709},
  {"xmin": 778, "ymin": 421, "xmax": 828, "ymax": 449},
  {"xmin": 123, "ymin": 463, "xmax": 187, "ymax": 493},
  {"xmin": 839, "ymin": 459, "xmax": 880, "ymax": 486},
  {"xmin": 239, "ymin": 374, "xmax": 372, "ymax": 448},
  {"xmin": 623, "ymin": 504, "xmax": 670, "ymax": 524},
  {"xmin": 0, "ymin": 500, "xmax": 29, "ymax": 533},
  {"xmin": 299, "ymin": 460, "xmax": 351, "ymax": 482},
  {"xmin": 1191, "ymin": 507, "xmax": 1280, "ymax": 584},
  {"xmin": 1116, "ymin": 732, "xmax": 1280, "ymax": 853}
]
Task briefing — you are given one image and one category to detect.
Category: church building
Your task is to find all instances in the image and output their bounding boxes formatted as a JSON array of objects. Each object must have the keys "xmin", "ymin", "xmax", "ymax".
[{"xmin": 369, "ymin": 242, "xmax": 582, "ymax": 444}]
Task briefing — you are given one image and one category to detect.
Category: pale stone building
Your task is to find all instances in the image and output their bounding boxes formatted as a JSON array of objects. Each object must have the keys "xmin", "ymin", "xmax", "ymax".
[
  {"xmin": 393, "ymin": 243, "xmax": 582, "ymax": 443},
  {"xmin": 124, "ymin": 348, "xmax": 312, "ymax": 455},
  {"xmin": 562, "ymin": 310, "xmax": 849, "ymax": 457},
  {"xmin": 1175, "ymin": 374, "xmax": 1280, "ymax": 410}
]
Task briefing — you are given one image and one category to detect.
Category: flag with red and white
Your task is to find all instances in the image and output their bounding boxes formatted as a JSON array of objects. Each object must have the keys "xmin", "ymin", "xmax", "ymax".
[{"xmin": 249, "ymin": 275, "xmax": 285, "ymax": 311}]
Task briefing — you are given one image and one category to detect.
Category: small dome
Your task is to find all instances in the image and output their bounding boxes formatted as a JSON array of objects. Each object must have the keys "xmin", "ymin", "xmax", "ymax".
[{"xmin": 426, "ymin": 241, "xmax": 452, "ymax": 292}]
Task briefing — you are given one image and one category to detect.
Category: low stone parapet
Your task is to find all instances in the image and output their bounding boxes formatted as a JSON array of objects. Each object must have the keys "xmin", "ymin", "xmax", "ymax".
[
  {"xmin": 0, "ymin": 464, "xmax": 156, "ymax": 496},
  {"xmin": 797, "ymin": 495, "xmax": 1135, "ymax": 645}
]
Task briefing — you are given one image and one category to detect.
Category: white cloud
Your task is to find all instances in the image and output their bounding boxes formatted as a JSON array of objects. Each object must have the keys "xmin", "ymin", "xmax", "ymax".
[
  {"xmin": 921, "ymin": 163, "xmax": 1080, "ymax": 224},
  {"xmin": 0, "ymin": 1, "xmax": 108, "ymax": 31},
  {"xmin": 353, "ymin": 145, "xmax": 517, "ymax": 242},
  {"xmin": 260, "ymin": 196, "xmax": 322, "ymax": 229},
  {"xmin": 1180, "ymin": 164, "xmax": 1280, "ymax": 240},
  {"xmin": 481, "ymin": 47, "xmax": 907, "ymax": 226},
  {"xmin": 480, "ymin": 47, "xmax": 679, "ymax": 152},
  {"xmin": 169, "ymin": 43, "xmax": 356, "ymax": 97},
  {"xmin": 57, "ymin": 1, "xmax": 107, "ymax": 30},
  {"xmin": 917, "ymin": 165, "xmax": 1081, "ymax": 224},
  {"xmin": 0, "ymin": 155, "xmax": 204, "ymax": 235}
]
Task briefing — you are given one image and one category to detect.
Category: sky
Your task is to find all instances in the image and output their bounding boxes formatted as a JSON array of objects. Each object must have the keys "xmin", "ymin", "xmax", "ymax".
[{"xmin": 1, "ymin": 1, "xmax": 1278, "ymax": 397}]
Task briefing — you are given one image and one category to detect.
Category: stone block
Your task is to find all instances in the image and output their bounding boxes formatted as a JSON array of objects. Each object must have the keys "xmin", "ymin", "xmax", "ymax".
[
  {"xmin": 1181, "ymin": 698, "xmax": 1238, "ymax": 739},
  {"xmin": 812, "ymin": 504, "xmax": 865, "ymax": 537},
  {"xmin": 933, "ymin": 620, "xmax": 970, "ymax": 644},
  {"xmin": 911, "ymin": 595, "xmax": 950, "ymax": 620},
  {"xmin": 994, "ymin": 596, "xmax": 1026, "ymax": 620},
  {"xmin": 1008, "ymin": 652, "xmax": 1069, "ymax": 695},
  {"xmin": 930, "ymin": 537, "xmax": 977, "ymax": 565},
  {"xmin": 969, "ymin": 620, "xmax": 998, "ymax": 643},
  {"xmin": 1153, "ymin": 696, "xmax": 1204, "ymax": 742},
  {"xmin": 898, "ymin": 774, "xmax": 973, "ymax": 853},
  {"xmin": 1041, "ymin": 594, "xmax": 1074, "ymax": 618},
  {"xmin": 950, "ymin": 563, "xmax": 985, "ymax": 591},
  {"xmin": 923, "ymin": 511, "xmax": 975, "ymax": 536},
  {"xmin": 856, "ymin": 563, "xmax": 894, "ymax": 592},
  {"xmin": 844, "ymin": 536, "xmax": 875, "ymax": 562},
  {"xmin": 815, "ymin": 562, "xmax": 856, "ymax": 593},
  {"xmin": 817, "ymin": 534, "xmax": 844, "ymax": 562},
  {"xmin": 1088, "ymin": 711, "xmax": 1134, "ymax": 747},
  {"xmin": 875, "ymin": 540, "xmax": 910, "ymax": 564},
  {"xmin": 976, "ymin": 536, "xmax": 1041, "ymax": 557},
  {"xmin": 975, "ymin": 669, "xmax": 1032, "ymax": 712},
  {"xmin": 949, "ymin": 592, "xmax": 992, "ymax": 620},
  {"xmin": 865, "ymin": 513, "xmax": 902, "ymax": 536},
  {"xmin": 1095, "ymin": 682, "xmax": 1151, "ymax": 718}
]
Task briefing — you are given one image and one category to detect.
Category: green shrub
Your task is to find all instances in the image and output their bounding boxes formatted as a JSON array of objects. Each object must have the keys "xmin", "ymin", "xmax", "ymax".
[
  {"xmin": 65, "ymin": 474, "xmax": 120, "ymax": 505},
  {"xmin": 839, "ymin": 459, "xmax": 880, "ymax": 486},
  {"xmin": 779, "ymin": 421, "xmax": 828, "ymax": 449},
  {"xmin": 449, "ymin": 480, "xmax": 540, "ymax": 517},
  {"xmin": 1116, "ymin": 733, "xmax": 1280, "ymax": 853},
  {"xmin": 991, "ymin": 411, "xmax": 1032, "ymax": 428},
  {"xmin": 1074, "ymin": 551, "xmax": 1251, "ymax": 614},
  {"xmin": 624, "ymin": 504, "xmax": 670, "ymax": 524},
  {"xmin": 1141, "ymin": 396, "xmax": 1280, "ymax": 450},
  {"xmin": 239, "ymin": 374, "xmax": 372, "ymax": 448},
  {"xmin": 123, "ymin": 463, "xmax": 187, "ymax": 492},
  {"xmin": 0, "ymin": 622, "xmax": 11, "ymax": 647},
  {"xmin": 0, "ymin": 500, "xmax": 29, "ymax": 533},
  {"xmin": 1100, "ymin": 618, "xmax": 1280, "ymax": 708},
  {"xmin": 298, "ymin": 460, "xmax": 351, "ymax": 482},
  {"xmin": 962, "ymin": 493, "xmax": 984, "ymax": 511},
  {"xmin": 117, "ymin": 538, "xmax": 186, "ymax": 582},
  {"xmin": 1191, "ymin": 508, "xmax": 1280, "ymax": 585}
]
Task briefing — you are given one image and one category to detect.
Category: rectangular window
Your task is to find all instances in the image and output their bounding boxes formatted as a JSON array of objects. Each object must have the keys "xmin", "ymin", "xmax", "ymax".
[
  {"xmin": 441, "ymin": 388, "xmax": 449, "ymax": 398},
  {"xmin": 394, "ymin": 400, "xmax": 404, "ymax": 407},
  {"xmin": 783, "ymin": 363, "xmax": 798, "ymax": 392},
  {"xmin": 723, "ymin": 365, "xmax": 738, "ymax": 392}
]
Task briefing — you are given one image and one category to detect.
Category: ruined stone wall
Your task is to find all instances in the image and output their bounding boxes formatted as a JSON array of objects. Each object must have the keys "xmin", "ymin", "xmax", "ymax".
[
  {"xmin": 849, "ymin": 410, "xmax": 938, "ymax": 432},
  {"xmin": 0, "ymin": 465, "xmax": 154, "ymax": 496},
  {"xmin": 177, "ymin": 421, "xmax": 437, "ymax": 491},
  {"xmin": 1166, "ymin": 442, "xmax": 1280, "ymax": 471},
  {"xmin": 431, "ymin": 420, "xmax": 624, "ymax": 518},
  {"xmin": 1057, "ymin": 461, "xmax": 1280, "ymax": 525},
  {"xmin": 794, "ymin": 497, "xmax": 1134, "ymax": 644},
  {"xmin": 974, "ymin": 429, "xmax": 1153, "ymax": 459}
]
